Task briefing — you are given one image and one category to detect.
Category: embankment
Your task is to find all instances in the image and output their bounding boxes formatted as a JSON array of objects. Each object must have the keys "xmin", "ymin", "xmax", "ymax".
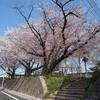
[{"xmin": 0, "ymin": 76, "xmax": 47, "ymax": 99}]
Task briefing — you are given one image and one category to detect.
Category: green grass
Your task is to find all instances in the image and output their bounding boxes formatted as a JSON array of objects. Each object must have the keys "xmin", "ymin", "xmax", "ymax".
[{"xmin": 44, "ymin": 74, "xmax": 80, "ymax": 98}]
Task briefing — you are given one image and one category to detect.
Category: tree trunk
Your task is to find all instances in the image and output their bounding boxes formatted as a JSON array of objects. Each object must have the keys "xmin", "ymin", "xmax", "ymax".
[
  {"xmin": 43, "ymin": 63, "xmax": 59, "ymax": 74},
  {"xmin": 25, "ymin": 67, "xmax": 32, "ymax": 76},
  {"xmin": 42, "ymin": 65, "xmax": 49, "ymax": 74},
  {"xmin": 42, "ymin": 54, "xmax": 70, "ymax": 75},
  {"xmin": 11, "ymin": 69, "xmax": 15, "ymax": 79}
]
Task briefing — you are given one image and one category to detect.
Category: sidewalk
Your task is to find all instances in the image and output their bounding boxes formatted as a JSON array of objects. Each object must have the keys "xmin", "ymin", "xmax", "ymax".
[{"xmin": 0, "ymin": 87, "xmax": 42, "ymax": 100}]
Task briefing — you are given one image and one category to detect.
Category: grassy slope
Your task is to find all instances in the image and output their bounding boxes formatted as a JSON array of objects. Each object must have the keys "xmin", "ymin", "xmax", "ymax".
[{"xmin": 44, "ymin": 75, "xmax": 80, "ymax": 98}]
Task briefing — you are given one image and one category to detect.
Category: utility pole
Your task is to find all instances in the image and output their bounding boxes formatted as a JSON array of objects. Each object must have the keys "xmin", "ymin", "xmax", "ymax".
[
  {"xmin": 2, "ymin": 70, "xmax": 5, "ymax": 89},
  {"xmin": 83, "ymin": 56, "xmax": 89, "ymax": 77},
  {"xmin": 78, "ymin": 56, "xmax": 82, "ymax": 77}
]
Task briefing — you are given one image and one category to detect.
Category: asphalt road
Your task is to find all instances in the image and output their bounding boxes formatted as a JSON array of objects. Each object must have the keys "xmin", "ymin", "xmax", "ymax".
[{"xmin": 0, "ymin": 90, "xmax": 27, "ymax": 100}]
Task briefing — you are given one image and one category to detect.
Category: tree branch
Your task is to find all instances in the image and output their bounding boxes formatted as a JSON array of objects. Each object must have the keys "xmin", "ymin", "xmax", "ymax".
[
  {"xmin": 66, "ymin": 12, "xmax": 80, "ymax": 18},
  {"xmin": 63, "ymin": 0, "xmax": 74, "ymax": 7},
  {"xmin": 28, "ymin": 6, "xmax": 34, "ymax": 20},
  {"xmin": 31, "ymin": 65, "xmax": 43, "ymax": 72}
]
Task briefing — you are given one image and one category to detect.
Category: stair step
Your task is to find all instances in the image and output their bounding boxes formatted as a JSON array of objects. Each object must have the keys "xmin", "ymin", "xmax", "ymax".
[
  {"xmin": 70, "ymin": 86, "xmax": 84, "ymax": 88},
  {"xmin": 68, "ymin": 85, "xmax": 85, "ymax": 88},
  {"xmin": 56, "ymin": 94, "xmax": 83, "ymax": 98},
  {"xmin": 69, "ymin": 83, "xmax": 86, "ymax": 85},
  {"xmin": 61, "ymin": 89, "xmax": 84, "ymax": 92},
  {"xmin": 71, "ymin": 84, "xmax": 86, "ymax": 86},
  {"xmin": 65, "ymin": 87, "xmax": 84, "ymax": 89},
  {"xmin": 72, "ymin": 83, "xmax": 86, "ymax": 85},
  {"xmin": 48, "ymin": 95, "xmax": 79, "ymax": 100},
  {"xmin": 57, "ymin": 91, "xmax": 83, "ymax": 95}
]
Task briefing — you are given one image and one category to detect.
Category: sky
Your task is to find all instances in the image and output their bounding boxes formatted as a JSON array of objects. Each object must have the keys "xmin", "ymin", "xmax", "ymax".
[
  {"xmin": 0, "ymin": 0, "xmax": 99, "ymax": 74},
  {"xmin": 0, "ymin": 0, "xmax": 100, "ymax": 36},
  {"xmin": 0, "ymin": 0, "xmax": 52, "ymax": 36},
  {"xmin": 0, "ymin": 0, "xmax": 21, "ymax": 36}
]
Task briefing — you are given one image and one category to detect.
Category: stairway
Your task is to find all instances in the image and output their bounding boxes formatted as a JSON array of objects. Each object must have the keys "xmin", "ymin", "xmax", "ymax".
[{"xmin": 47, "ymin": 78, "xmax": 87, "ymax": 100}]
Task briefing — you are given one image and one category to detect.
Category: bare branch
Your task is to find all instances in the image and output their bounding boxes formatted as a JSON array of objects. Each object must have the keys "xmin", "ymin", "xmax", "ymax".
[
  {"xmin": 31, "ymin": 65, "xmax": 43, "ymax": 72},
  {"xmin": 52, "ymin": 0, "xmax": 74, "ymax": 7},
  {"xmin": 28, "ymin": 6, "xmax": 34, "ymax": 20},
  {"xmin": 66, "ymin": 12, "xmax": 80, "ymax": 18},
  {"xmin": 42, "ymin": 9, "xmax": 55, "ymax": 35},
  {"xmin": 63, "ymin": 0, "xmax": 74, "ymax": 7},
  {"xmin": 27, "ymin": 51, "xmax": 44, "ymax": 57},
  {"xmin": 51, "ymin": 0, "xmax": 61, "ymax": 7},
  {"xmin": 30, "ymin": 60, "xmax": 35, "ymax": 69}
]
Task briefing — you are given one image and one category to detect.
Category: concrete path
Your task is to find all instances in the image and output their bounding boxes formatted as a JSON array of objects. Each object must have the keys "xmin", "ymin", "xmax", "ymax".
[
  {"xmin": 0, "ymin": 87, "xmax": 42, "ymax": 100},
  {"xmin": 0, "ymin": 89, "xmax": 25, "ymax": 100}
]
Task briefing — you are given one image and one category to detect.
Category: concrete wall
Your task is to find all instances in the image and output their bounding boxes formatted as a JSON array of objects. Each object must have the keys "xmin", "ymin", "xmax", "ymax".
[
  {"xmin": 0, "ymin": 76, "xmax": 47, "ymax": 99},
  {"xmin": 84, "ymin": 76, "xmax": 100, "ymax": 100}
]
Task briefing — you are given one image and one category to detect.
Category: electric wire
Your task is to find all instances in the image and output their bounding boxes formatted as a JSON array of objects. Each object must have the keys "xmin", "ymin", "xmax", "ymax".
[{"xmin": 81, "ymin": 0, "xmax": 100, "ymax": 21}]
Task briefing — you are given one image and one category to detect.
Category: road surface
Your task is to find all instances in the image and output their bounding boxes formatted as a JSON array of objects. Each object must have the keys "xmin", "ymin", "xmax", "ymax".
[{"xmin": 0, "ymin": 89, "xmax": 26, "ymax": 100}]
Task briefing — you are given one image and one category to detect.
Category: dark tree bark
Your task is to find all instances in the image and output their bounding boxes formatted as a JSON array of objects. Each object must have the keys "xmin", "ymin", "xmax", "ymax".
[
  {"xmin": 10, "ymin": 69, "xmax": 15, "ymax": 79},
  {"xmin": 25, "ymin": 67, "xmax": 32, "ymax": 76}
]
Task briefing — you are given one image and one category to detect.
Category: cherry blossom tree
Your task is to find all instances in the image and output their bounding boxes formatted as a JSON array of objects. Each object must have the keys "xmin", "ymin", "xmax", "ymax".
[
  {"xmin": 0, "ymin": 52, "xmax": 20, "ymax": 79},
  {"xmin": 1, "ymin": 0, "xmax": 100, "ymax": 75},
  {"xmin": 0, "ymin": 36, "xmax": 42, "ymax": 76},
  {"xmin": 89, "ymin": 34, "xmax": 100, "ymax": 65},
  {"xmin": 0, "ymin": 37, "xmax": 21, "ymax": 79}
]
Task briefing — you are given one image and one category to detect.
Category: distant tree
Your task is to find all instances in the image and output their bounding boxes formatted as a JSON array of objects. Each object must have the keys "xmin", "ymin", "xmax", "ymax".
[
  {"xmin": 0, "ymin": 37, "xmax": 42, "ymax": 76},
  {"xmin": 0, "ymin": 52, "xmax": 19, "ymax": 79}
]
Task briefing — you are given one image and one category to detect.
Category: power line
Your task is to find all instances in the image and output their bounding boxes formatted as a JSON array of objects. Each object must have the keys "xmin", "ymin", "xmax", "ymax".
[
  {"xmin": 81, "ymin": 0, "xmax": 100, "ymax": 21},
  {"xmin": 91, "ymin": 0, "xmax": 100, "ymax": 13},
  {"xmin": 86, "ymin": 0, "xmax": 100, "ymax": 19},
  {"xmin": 90, "ymin": 0, "xmax": 100, "ymax": 17}
]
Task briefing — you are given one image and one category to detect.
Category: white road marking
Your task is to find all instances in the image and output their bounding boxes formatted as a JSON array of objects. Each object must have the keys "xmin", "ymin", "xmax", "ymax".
[{"xmin": 1, "ymin": 91, "xmax": 19, "ymax": 100}]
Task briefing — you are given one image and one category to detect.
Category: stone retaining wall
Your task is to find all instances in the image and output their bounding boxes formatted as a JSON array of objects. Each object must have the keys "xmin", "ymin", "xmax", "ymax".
[
  {"xmin": 0, "ymin": 76, "xmax": 47, "ymax": 99},
  {"xmin": 84, "ymin": 76, "xmax": 100, "ymax": 100}
]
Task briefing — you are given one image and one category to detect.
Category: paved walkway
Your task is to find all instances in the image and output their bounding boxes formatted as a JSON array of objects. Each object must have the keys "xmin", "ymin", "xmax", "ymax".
[{"xmin": 0, "ymin": 87, "xmax": 42, "ymax": 100}]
